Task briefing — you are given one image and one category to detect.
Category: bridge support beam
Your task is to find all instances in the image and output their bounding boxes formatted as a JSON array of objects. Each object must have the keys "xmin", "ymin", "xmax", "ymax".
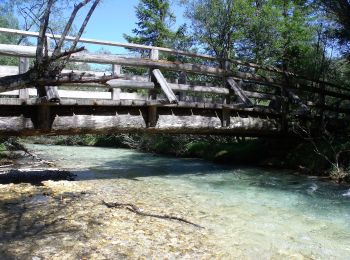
[
  {"xmin": 33, "ymin": 104, "xmax": 55, "ymax": 131},
  {"xmin": 222, "ymin": 107, "xmax": 231, "ymax": 127},
  {"xmin": 148, "ymin": 106, "xmax": 157, "ymax": 127}
]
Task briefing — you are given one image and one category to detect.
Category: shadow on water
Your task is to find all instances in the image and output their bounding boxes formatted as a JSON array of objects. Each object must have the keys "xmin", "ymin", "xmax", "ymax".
[{"xmin": 24, "ymin": 144, "xmax": 350, "ymax": 213}]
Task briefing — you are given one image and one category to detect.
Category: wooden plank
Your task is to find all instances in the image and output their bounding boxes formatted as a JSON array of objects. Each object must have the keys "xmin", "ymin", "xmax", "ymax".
[
  {"xmin": 152, "ymin": 69, "xmax": 178, "ymax": 104},
  {"xmin": 169, "ymin": 83, "xmax": 229, "ymax": 95},
  {"xmin": 107, "ymin": 79, "xmax": 155, "ymax": 89},
  {"xmin": 58, "ymin": 90, "xmax": 111, "ymax": 99},
  {"xmin": 227, "ymin": 78, "xmax": 253, "ymax": 107},
  {"xmin": 0, "ymin": 65, "xmax": 18, "ymax": 76},
  {"xmin": 0, "ymin": 90, "xmax": 19, "ymax": 96},
  {"xmin": 244, "ymin": 90, "xmax": 282, "ymax": 101}
]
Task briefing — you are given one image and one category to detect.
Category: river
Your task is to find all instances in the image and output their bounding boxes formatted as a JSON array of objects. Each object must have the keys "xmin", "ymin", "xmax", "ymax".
[{"xmin": 1, "ymin": 144, "xmax": 350, "ymax": 259}]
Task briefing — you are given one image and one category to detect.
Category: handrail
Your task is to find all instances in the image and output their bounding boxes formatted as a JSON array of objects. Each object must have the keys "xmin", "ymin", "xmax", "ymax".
[
  {"xmin": 1, "ymin": 27, "xmax": 348, "ymax": 91},
  {"xmin": 0, "ymin": 27, "xmax": 217, "ymax": 60},
  {"xmin": 0, "ymin": 27, "xmax": 319, "ymax": 80}
]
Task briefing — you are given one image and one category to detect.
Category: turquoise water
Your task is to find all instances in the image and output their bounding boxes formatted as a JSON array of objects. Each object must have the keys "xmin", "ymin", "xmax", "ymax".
[{"xmin": 30, "ymin": 144, "xmax": 350, "ymax": 258}]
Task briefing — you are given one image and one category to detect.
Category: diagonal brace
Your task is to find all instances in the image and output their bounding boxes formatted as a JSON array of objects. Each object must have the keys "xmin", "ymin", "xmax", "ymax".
[
  {"xmin": 152, "ymin": 69, "xmax": 178, "ymax": 104},
  {"xmin": 227, "ymin": 77, "xmax": 253, "ymax": 107}
]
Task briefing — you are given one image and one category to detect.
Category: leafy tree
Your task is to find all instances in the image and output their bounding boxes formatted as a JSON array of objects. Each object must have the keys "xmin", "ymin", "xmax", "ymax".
[
  {"xmin": 184, "ymin": 0, "xmax": 250, "ymax": 61},
  {"xmin": 184, "ymin": 0, "xmax": 318, "ymax": 72},
  {"xmin": 124, "ymin": 0, "xmax": 177, "ymax": 48},
  {"xmin": 0, "ymin": 3, "xmax": 19, "ymax": 65},
  {"xmin": 318, "ymin": 0, "xmax": 350, "ymax": 57}
]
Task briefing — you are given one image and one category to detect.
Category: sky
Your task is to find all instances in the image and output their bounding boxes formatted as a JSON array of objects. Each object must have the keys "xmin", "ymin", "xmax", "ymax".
[{"xmin": 72, "ymin": 0, "xmax": 187, "ymax": 53}]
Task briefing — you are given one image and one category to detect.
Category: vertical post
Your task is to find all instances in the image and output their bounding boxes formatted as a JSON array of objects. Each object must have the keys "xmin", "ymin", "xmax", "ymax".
[
  {"xmin": 178, "ymin": 71, "xmax": 186, "ymax": 101},
  {"xmin": 223, "ymin": 60, "xmax": 232, "ymax": 105},
  {"xmin": 148, "ymin": 106, "xmax": 157, "ymax": 127},
  {"xmin": 150, "ymin": 49, "xmax": 159, "ymax": 60},
  {"xmin": 148, "ymin": 49, "xmax": 160, "ymax": 126},
  {"xmin": 281, "ymin": 74, "xmax": 290, "ymax": 133},
  {"xmin": 222, "ymin": 108, "xmax": 231, "ymax": 127},
  {"xmin": 149, "ymin": 49, "xmax": 159, "ymax": 100},
  {"xmin": 19, "ymin": 57, "xmax": 30, "ymax": 99},
  {"xmin": 111, "ymin": 64, "xmax": 121, "ymax": 100},
  {"xmin": 318, "ymin": 83, "xmax": 325, "ymax": 133},
  {"xmin": 223, "ymin": 60, "xmax": 232, "ymax": 127}
]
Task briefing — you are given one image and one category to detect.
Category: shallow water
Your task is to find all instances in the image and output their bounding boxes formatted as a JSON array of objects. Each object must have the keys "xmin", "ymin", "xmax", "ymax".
[{"xmin": 1, "ymin": 144, "xmax": 350, "ymax": 259}]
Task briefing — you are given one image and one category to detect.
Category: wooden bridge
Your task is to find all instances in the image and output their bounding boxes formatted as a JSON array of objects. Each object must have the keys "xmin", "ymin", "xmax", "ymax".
[{"xmin": 0, "ymin": 27, "xmax": 349, "ymax": 136}]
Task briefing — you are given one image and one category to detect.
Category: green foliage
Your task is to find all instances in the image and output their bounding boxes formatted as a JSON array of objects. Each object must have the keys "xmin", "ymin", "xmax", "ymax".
[
  {"xmin": 184, "ymin": 0, "xmax": 316, "ymax": 68},
  {"xmin": 124, "ymin": 0, "xmax": 176, "ymax": 48},
  {"xmin": 185, "ymin": 139, "xmax": 269, "ymax": 163},
  {"xmin": 185, "ymin": 0, "xmax": 248, "ymax": 60},
  {"xmin": 0, "ymin": 2, "xmax": 19, "ymax": 65}
]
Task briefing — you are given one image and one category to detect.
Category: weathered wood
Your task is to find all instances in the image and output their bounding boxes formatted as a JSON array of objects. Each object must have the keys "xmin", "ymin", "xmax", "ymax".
[
  {"xmin": 0, "ymin": 44, "xmax": 267, "ymax": 80},
  {"xmin": 0, "ymin": 27, "xmax": 218, "ymax": 60},
  {"xmin": 107, "ymin": 79, "xmax": 155, "ymax": 89},
  {"xmin": 244, "ymin": 90, "xmax": 282, "ymax": 101},
  {"xmin": 35, "ymin": 104, "xmax": 53, "ymax": 130},
  {"xmin": 169, "ymin": 83, "xmax": 229, "ymax": 95},
  {"xmin": 45, "ymin": 86, "xmax": 60, "ymax": 102},
  {"xmin": 18, "ymin": 57, "xmax": 30, "ymax": 99},
  {"xmin": 111, "ymin": 64, "xmax": 122, "ymax": 100},
  {"xmin": 0, "ymin": 65, "xmax": 18, "ymax": 77},
  {"xmin": 152, "ymin": 69, "xmax": 178, "ymax": 104},
  {"xmin": 0, "ymin": 113, "xmax": 281, "ymax": 136},
  {"xmin": 58, "ymin": 90, "xmax": 111, "ymax": 99},
  {"xmin": 222, "ymin": 107, "xmax": 231, "ymax": 127},
  {"xmin": 148, "ymin": 106, "xmax": 157, "ymax": 127},
  {"xmin": 150, "ymin": 49, "xmax": 159, "ymax": 60},
  {"xmin": 227, "ymin": 78, "xmax": 253, "ymax": 107}
]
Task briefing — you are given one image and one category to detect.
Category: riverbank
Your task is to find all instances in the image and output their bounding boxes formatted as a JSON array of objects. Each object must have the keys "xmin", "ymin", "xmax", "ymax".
[
  {"xmin": 1, "ymin": 144, "xmax": 349, "ymax": 259},
  {"xmin": 25, "ymin": 134, "xmax": 350, "ymax": 183}
]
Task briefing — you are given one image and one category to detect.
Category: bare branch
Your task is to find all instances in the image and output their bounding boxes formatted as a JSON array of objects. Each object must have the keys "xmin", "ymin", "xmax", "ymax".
[
  {"xmin": 36, "ymin": 0, "xmax": 55, "ymax": 63},
  {"xmin": 68, "ymin": 0, "xmax": 100, "ymax": 54},
  {"xmin": 52, "ymin": 0, "xmax": 92, "ymax": 57}
]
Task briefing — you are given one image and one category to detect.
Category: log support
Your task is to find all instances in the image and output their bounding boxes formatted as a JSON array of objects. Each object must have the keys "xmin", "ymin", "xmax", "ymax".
[
  {"xmin": 222, "ymin": 107, "xmax": 231, "ymax": 127},
  {"xmin": 34, "ymin": 104, "xmax": 54, "ymax": 130},
  {"xmin": 148, "ymin": 106, "xmax": 157, "ymax": 127}
]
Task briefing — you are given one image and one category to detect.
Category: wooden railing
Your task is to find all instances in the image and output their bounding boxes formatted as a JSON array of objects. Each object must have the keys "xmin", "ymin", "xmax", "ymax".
[{"xmin": 0, "ymin": 27, "xmax": 349, "ymax": 128}]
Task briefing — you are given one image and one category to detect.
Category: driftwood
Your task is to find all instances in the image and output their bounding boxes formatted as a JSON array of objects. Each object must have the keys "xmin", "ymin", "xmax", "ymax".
[{"xmin": 102, "ymin": 200, "xmax": 204, "ymax": 229}]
